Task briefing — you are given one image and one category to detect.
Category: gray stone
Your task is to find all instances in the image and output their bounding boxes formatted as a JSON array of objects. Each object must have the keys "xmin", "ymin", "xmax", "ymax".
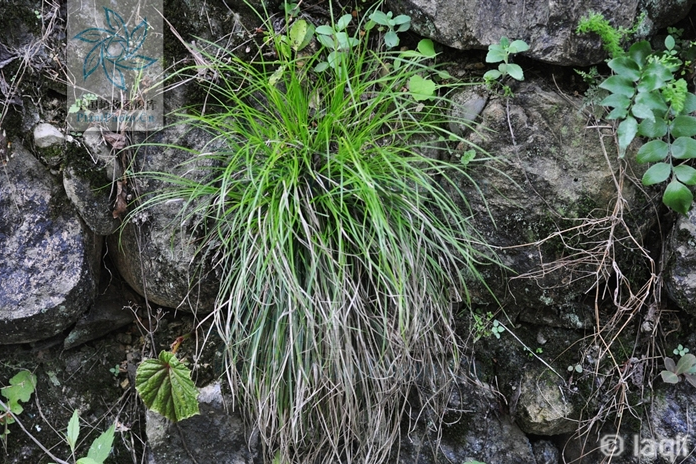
[
  {"xmin": 146, "ymin": 382, "xmax": 260, "ymax": 464},
  {"xmin": 62, "ymin": 142, "xmax": 121, "ymax": 236},
  {"xmin": 107, "ymin": 123, "xmax": 220, "ymax": 312},
  {"xmin": 448, "ymin": 86, "xmax": 489, "ymax": 136},
  {"xmin": 33, "ymin": 123, "xmax": 64, "ymax": 148},
  {"xmin": 388, "ymin": 0, "xmax": 695, "ymax": 65},
  {"xmin": 533, "ymin": 439, "xmax": 560, "ymax": 464},
  {"xmin": 562, "ymin": 379, "xmax": 696, "ymax": 463},
  {"xmin": 34, "ymin": 123, "xmax": 65, "ymax": 167},
  {"xmin": 63, "ymin": 279, "xmax": 137, "ymax": 349},
  {"xmin": 0, "ymin": 144, "xmax": 100, "ymax": 344},
  {"xmin": 513, "ymin": 367, "xmax": 577, "ymax": 435},
  {"xmin": 664, "ymin": 208, "xmax": 696, "ymax": 317},
  {"xmin": 399, "ymin": 380, "xmax": 536, "ymax": 463},
  {"xmin": 456, "ymin": 79, "xmax": 653, "ymax": 315}
]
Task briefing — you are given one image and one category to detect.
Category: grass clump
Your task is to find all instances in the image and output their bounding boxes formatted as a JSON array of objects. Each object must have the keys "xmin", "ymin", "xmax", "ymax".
[{"xmin": 132, "ymin": 4, "xmax": 499, "ymax": 463}]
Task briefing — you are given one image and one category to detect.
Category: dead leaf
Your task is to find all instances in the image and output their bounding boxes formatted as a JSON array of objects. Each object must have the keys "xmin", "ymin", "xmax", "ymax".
[{"xmin": 113, "ymin": 179, "xmax": 128, "ymax": 219}]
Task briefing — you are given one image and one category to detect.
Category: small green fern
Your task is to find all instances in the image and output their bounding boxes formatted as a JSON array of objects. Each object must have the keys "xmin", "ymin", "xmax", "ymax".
[{"xmin": 576, "ymin": 11, "xmax": 645, "ymax": 59}]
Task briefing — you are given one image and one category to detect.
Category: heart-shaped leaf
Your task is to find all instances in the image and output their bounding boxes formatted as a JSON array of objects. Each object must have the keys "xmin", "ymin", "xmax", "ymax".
[
  {"xmin": 408, "ymin": 75, "xmax": 437, "ymax": 101},
  {"xmin": 136, "ymin": 351, "xmax": 199, "ymax": 422}
]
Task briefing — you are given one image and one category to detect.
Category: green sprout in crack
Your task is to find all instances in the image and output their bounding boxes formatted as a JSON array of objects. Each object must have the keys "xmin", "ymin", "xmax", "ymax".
[
  {"xmin": 674, "ymin": 344, "xmax": 690, "ymax": 357},
  {"xmin": 491, "ymin": 319, "xmax": 505, "ymax": 339},
  {"xmin": 567, "ymin": 363, "xmax": 583, "ymax": 374}
]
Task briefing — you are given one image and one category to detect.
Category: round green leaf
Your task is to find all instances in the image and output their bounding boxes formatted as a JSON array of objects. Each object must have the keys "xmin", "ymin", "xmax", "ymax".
[
  {"xmin": 483, "ymin": 69, "xmax": 501, "ymax": 80},
  {"xmin": 641, "ymin": 162, "xmax": 671, "ymax": 185},
  {"xmin": 599, "ymin": 75, "xmax": 636, "ymax": 98},
  {"xmin": 671, "ymin": 115, "xmax": 696, "ymax": 138},
  {"xmin": 336, "ymin": 14, "xmax": 352, "ymax": 31},
  {"xmin": 408, "ymin": 75, "xmax": 437, "ymax": 101},
  {"xmin": 485, "ymin": 44, "xmax": 506, "ymax": 63},
  {"xmin": 661, "ymin": 370, "xmax": 680, "ymax": 384},
  {"xmin": 315, "ymin": 25, "xmax": 334, "ymax": 36},
  {"xmin": 636, "ymin": 140, "xmax": 669, "ymax": 163},
  {"xmin": 417, "ymin": 39, "xmax": 436, "ymax": 58},
  {"xmin": 675, "ymin": 164, "xmax": 696, "ymax": 185},
  {"xmin": 135, "ymin": 351, "xmax": 200, "ymax": 422},
  {"xmin": 607, "ymin": 56, "xmax": 640, "ymax": 81},
  {"xmin": 676, "ymin": 353, "xmax": 696, "ymax": 375},
  {"xmin": 663, "ymin": 180, "xmax": 694, "ymax": 215},
  {"xmin": 638, "ymin": 116, "xmax": 668, "ymax": 138},
  {"xmin": 504, "ymin": 63, "xmax": 524, "ymax": 81},
  {"xmin": 508, "ymin": 40, "xmax": 529, "ymax": 53},
  {"xmin": 672, "ymin": 136, "xmax": 696, "ymax": 159},
  {"xmin": 384, "ymin": 30, "xmax": 399, "ymax": 48}
]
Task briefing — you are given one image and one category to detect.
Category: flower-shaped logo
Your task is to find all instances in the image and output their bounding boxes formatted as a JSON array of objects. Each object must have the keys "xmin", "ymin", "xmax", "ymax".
[{"xmin": 74, "ymin": 8, "xmax": 157, "ymax": 91}]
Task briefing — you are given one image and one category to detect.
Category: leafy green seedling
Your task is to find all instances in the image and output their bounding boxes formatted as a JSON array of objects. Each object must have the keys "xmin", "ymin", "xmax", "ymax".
[
  {"xmin": 674, "ymin": 344, "xmax": 690, "ymax": 357},
  {"xmin": 68, "ymin": 93, "xmax": 98, "ymax": 114},
  {"xmin": 283, "ymin": 1, "xmax": 300, "ymax": 19},
  {"xmin": 598, "ymin": 39, "xmax": 696, "ymax": 214},
  {"xmin": 52, "ymin": 410, "xmax": 116, "ymax": 464},
  {"xmin": 276, "ymin": 19, "xmax": 315, "ymax": 60},
  {"xmin": 314, "ymin": 14, "xmax": 359, "ymax": 73},
  {"xmin": 135, "ymin": 350, "xmax": 199, "ymax": 422},
  {"xmin": 567, "ymin": 364, "xmax": 583, "ymax": 374},
  {"xmin": 1, "ymin": 370, "xmax": 37, "ymax": 443},
  {"xmin": 661, "ymin": 353, "xmax": 696, "ymax": 387},
  {"xmin": 483, "ymin": 37, "xmax": 529, "ymax": 84},
  {"xmin": 491, "ymin": 319, "xmax": 505, "ymax": 339},
  {"xmin": 368, "ymin": 10, "xmax": 411, "ymax": 48}
]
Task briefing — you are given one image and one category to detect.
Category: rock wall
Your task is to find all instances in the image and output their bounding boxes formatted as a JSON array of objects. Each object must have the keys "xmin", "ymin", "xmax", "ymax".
[
  {"xmin": 387, "ymin": 0, "xmax": 696, "ymax": 65},
  {"xmin": 1, "ymin": 0, "xmax": 695, "ymax": 463}
]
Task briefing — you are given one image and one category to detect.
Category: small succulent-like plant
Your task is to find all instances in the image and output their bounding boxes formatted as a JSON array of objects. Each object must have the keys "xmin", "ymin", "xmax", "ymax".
[
  {"xmin": 483, "ymin": 37, "xmax": 529, "ymax": 94},
  {"xmin": 674, "ymin": 344, "xmax": 690, "ymax": 357},
  {"xmin": 661, "ymin": 353, "xmax": 696, "ymax": 387},
  {"xmin": 567, "ymin": 363, "xmax": 583, "ymax": 374},
  {"xmin": 491, "ymin": 319, "xmax": 505, "ymax": 339},
  {"xmin": 368, "ymin": 10, "xmax": 411, "ymax": 48}
]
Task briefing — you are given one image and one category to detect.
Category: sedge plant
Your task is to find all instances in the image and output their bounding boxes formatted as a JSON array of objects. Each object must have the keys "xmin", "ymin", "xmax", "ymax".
[{"xmin": 130, "ymin": 4, "xmax": 499, "ymax": 463}]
